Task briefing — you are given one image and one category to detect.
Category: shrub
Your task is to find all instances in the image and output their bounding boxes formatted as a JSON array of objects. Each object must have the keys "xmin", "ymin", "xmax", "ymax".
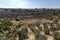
[
  {"xmin": 50, "ymin": 26, "xmax": 57, "ymax": 32},
  {"xmin": 54, "ymin": 19, "xmax": 58, "ymax": 24},
  {"xmin": 53, "ymin": 31, "xmax": 60, "ymax": 40},
  {"xmin": 57, "ymin": 23, "xmax": 60, "ymax": 30},
  {"xmin": 37, "ymin": 24, "xmax": 42, "ymax": 31},
  {"xmin": 50, "ymin": 23, "xmax": 58, "ymax": 32},
  {"xmin": 17, "ymin": 28, "xmax": 28, "ymax": 40},
  {"xmin": 43, "ymin": 23, "xmax": 50, "ymax": 35},
  {"xmin": 16, "ymin": 24, "xmax": 21, "ymax": 28},
  {"xmin": 0, "ymin": 20, "xmax": 13, "ymax": 31}
]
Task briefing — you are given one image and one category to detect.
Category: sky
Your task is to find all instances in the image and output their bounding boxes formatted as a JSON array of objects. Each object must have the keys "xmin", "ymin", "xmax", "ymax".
[{"xmin": 0, "ymin": 0, "xmax": 60, "ymax": 8}]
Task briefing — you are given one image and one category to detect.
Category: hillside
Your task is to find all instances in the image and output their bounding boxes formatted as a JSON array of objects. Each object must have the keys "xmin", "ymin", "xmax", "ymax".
[
  {"xmin": 0, "ymin": 8, "xmax": 60, "ymax": 40},
  {"xmin": 0, "ymin": 8, "xmax": 60, "ymax": 19}
]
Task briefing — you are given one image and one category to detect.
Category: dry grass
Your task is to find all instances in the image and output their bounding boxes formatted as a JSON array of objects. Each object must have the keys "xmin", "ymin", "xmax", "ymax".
[
  {"xmin": 11, "ymin": 19, "xmax": 58, "ymax": 40},
  {"xmin": 11, "ymin": 19, "xmax": 53, "ymax": 25}
]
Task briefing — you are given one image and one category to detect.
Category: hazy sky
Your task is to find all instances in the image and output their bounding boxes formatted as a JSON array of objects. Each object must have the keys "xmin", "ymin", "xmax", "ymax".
[{"xmin": 0, "ymin": 0, "xmax": 60, "ymax": 8}]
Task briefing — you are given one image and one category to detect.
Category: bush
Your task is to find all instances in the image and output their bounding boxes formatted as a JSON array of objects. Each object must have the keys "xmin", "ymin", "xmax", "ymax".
[
  {"xmin": 50, "ymin": 26, "xmax": 57, "ymax": 32},
  {"xmin": 2, "ymin": 20, "xmax": 13, "ymax": 26},
  {"xmin": 44, "ymin": 29, "xmax": 50, "ymax": 35},
  {"xmin": 53, "ymin": 31, "xmax": 60, "ymax": 40},
  {"xmin": 7, "ymin": 36, "xmax": 15, "ymax": 40},
  {"xmin": 16, "ymin": 24, "xmax": 21, "ymax": 28},
  {"xmin": 37, "ymin": 24, "xmax": 42, "ymax": 31},
  {"xmin": 43, "ymin": 23, "xmax": 50, "ymax": 35},
  {"xmin": 0, "ymin": 20, "xmax": 13, "ymax": 31},
  {"xmin": 57, "ymin": 23, "xmax": 60, "ymax": 30},
  {"xmin": 17, "ymin": 28, "xmax": 28, "ymax": 40},
  {"xmin": 54, "ymin": 19, "xmax": 58, "ymax": 24},
  {"xmin": 50, "ymin": 23, "xmax": 58, "ymax": 32},
  {"xmin": 0, "ymin": 33, "xmax": 6, "ymax": 40}
]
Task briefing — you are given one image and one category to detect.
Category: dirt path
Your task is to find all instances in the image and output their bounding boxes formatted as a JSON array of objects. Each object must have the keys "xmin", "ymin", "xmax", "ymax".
[
  {"xmin": 27, "ymin": 27, "xmax": 35, "ymax": 40},
  {"xmin": 47, "ymin": 35, "xmax": 54, "ymax": 40}
]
